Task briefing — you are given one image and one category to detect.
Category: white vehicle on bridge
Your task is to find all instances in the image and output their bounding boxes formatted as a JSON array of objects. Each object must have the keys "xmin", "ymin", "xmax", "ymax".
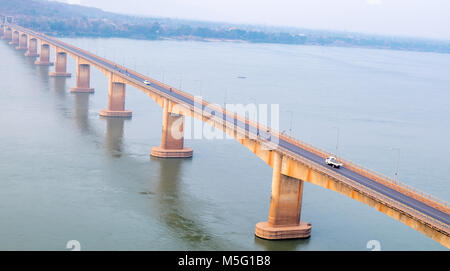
[
  {"xmin": 325, "ymin": 156, "xmax": 342, "ymax": 168},
  {"xmin": 143, "ymin": 80, "xmax": 151, "ymax": 85}
]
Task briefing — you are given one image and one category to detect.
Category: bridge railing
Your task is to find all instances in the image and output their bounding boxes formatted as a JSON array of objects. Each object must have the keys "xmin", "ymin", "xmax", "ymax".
[
  {"xmin": 276, "ymin": 144, "xmax": 450, "ymax": 233},
  {"xmin": 211, "ymin": 99, "xmax": 450, "ymax": 211},
  {"xmin": 226, "ymin": 110, "xmax": 449, "ymax": 211},
  {"xmin": 277, "ymin": 132, "xmax": 449, "ymax": 211}
]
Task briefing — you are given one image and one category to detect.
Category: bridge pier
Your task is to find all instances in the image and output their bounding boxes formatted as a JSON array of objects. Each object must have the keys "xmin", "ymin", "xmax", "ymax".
[
  {"xmin": 255, "ymin": 151, "xmax": 311, "ymax": 240},
  {"xmin": 24, "ymin": 38, "xmax": 39, "ymax": 57},
  {"xmin": 8, "ymin": 31, "xmax": 18, "ymax": 45},
  {"xmin": 99, "ymin": 80, "xmax": 132, "ymax": 117},
  {"xmin": 35, "ymin": 43, "xmax": 53, "ymax": 66},
  {"xmin": 71, "ymin": 63, "xmax": 94, "ymax": 93},
  {"xmin": 16, "ymin": 33, "xmax": 27, "ymax": 50},
  {"xmin": 150, "ymin": 99, "xmax": 193, "ymax": 158},
  {"xmin": 49, "ymin": 51, "xmax": 71, "ymax": 77}
]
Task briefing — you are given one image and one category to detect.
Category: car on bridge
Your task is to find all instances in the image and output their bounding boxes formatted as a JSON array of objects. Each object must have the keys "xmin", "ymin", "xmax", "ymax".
[
  {"xmin": 143, "ymin": 80, "xmax": 151, "ymax": 85},
  {"xmin": 325, "ymin": 156, "xmax": 342, "ymax": 168}
]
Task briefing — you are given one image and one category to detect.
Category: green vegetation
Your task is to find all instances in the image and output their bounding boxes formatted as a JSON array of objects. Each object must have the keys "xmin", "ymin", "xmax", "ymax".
[{"xmin": 2, "ymin": 0, "xmax": 450, "ymax": 53}]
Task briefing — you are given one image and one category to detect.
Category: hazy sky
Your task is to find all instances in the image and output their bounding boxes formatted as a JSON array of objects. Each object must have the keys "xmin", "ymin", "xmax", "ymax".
[{"xmin": 56, "ymin": 0, "xmax": 450, "ymax": 40}]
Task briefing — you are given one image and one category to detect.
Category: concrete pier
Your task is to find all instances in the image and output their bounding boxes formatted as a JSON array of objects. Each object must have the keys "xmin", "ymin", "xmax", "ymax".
[
  {"xmin": 49, "ymin": 51, "xmax": 71, "ymax": 77},
  {"xmin": 24, "ymin": 38, "xmax": 39, "ymax": 57},
  {"xmin": 35, "ymin": 43, "xmax": 53, "ymax": 66},
  {"xmin": 151, "ymin": 99, "xmax": 193, "ymax": 158},
  {"xmin": 255, "ymin": 151, "xmax": 311, "ymax": 240},
  {"xmin": 8, "ymin": 31, "xmax": 18, "ymax": 45},
  {"xmin": 99, "ymin": 81, "xmax": 132, "ymax": 117},
  {"xmin": 16, "ymin": 33, "xmax": 27, "ymax": 50},
  {"xmin": 71, "ymin": 63, "xmax": 94, "ymax": 93}
]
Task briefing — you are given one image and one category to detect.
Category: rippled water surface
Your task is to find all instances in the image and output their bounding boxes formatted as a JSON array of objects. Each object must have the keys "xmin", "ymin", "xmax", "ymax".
[{"xmin": 0, "ymin": 38, "xmax": 449, "ymax": 250}]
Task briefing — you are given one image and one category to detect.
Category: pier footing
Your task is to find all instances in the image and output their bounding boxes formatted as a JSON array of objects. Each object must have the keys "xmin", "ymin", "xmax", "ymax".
[
  {"xmin": 99, "ymin": 109, "xmax": 132, "ymax": 118},
  {"xmin": 255, "ymin": 222, "xmax": 311, "ymax": 240},
  {"xmin": 150, "ymin": 147, "xmax": 193, "ymax": 158}
]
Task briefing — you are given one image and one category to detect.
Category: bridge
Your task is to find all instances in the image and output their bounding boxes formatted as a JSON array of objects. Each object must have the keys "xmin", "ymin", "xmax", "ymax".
[{"xmin": 1, "ymin": 20, "xmax": 449, "ymax": 248}]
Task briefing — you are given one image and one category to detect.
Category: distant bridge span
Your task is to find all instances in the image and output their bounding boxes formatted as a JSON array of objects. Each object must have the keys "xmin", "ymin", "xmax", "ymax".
[{"xmin": 2, "ymin": 22, "xmax": 449, "ymax": 248}]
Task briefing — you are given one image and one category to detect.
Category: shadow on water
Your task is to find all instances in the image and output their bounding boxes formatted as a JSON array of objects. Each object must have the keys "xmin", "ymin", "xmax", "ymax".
[
  {"xmin": 103, "ymin": 117, "xmax": 125, "ymax": 158},
  {"xmin": 37, "ymin": 66, "xmax": 50, "ymax": 85},
  {"xmin": 11, "ymin": 47, "xmax": 25, "ymax": 58},
  {"xmin": 152, "ymin": 157, "xmax": 232, "ymax": 250},
  {"xmin": 33, "ymin": 64, "xmax": 50, "ymax": 85},
  {"xmin": 10, "ymin": 45, "xmax": 39, "ymax": 72},
  {"xmin": 52, "ymin": 77, "xmax": 67, "ymax": 98},
  {"xmin": 253, "ymin": 235, "xmax": 311, "ymax": 251},
  {"xmin": 24, "ymin": 56, "xmax": 37, "ymax": 66},
  {"xmin": 72, "ymin": 93, "xmax": 96, "ymax": 136}
]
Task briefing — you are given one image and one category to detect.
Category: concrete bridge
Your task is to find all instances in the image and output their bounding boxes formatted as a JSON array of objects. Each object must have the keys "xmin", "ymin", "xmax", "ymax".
[{"xmin": 2, "ymin": 22, "xmax": 449, "ymax": 248}]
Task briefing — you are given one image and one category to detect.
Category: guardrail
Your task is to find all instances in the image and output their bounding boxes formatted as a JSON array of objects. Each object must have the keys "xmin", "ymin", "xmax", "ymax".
[
  {"xmin": 276, "ymin": 144, "xmax": 450, "ymax": 233},
  {"xmin": 278, "ymin": 132, "xmax": 449, "ymax": 211}
]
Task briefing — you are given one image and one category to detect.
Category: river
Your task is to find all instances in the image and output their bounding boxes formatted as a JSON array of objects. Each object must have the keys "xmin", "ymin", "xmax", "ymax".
[{"xmin": 0, "ymin": 37, "xmax": 449, "ymax": 250}]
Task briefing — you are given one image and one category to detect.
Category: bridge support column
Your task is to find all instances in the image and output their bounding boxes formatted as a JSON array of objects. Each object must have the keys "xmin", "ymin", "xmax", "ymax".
[
  {"xmin": 49, "ymin": 51, "xmax": 71, "ymax": 77},
  {"xmin": 25, "ymin": 38, "xmax": 39, "ymax": 57},
  {"xmin": 150, "ymin": 99, "xmax": 193, "ymax": 158},
  {"xmin": 16, "ymin": 34, "xmax": 27, "ymax": 50},
  {"xmin": 70, "ymin": 63, "xmax": 94, "ymax": 93},
  {"xmin": 8, "ymin": 31, "xmax": 18, "ymax": 45},
  {"xmin": 35, "ymin": 43, "xmax": 53, "ymax": 66},
  {"xmin": 99, "ymin": 81, "xmax": 132, "ymax": 117},
  {"xmin": 255, "ymin": 151, "xmax": 311, "ymax": 240}
]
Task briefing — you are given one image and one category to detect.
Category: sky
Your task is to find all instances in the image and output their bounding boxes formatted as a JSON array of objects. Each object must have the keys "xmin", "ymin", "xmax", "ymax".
[{"xmin": 55, "ymin": 0, "xmax": 450, "ymax": 40}]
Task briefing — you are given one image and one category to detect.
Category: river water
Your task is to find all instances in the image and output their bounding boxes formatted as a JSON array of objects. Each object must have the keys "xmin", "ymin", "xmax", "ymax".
[{"xmin": 0, "ymin": 37, "xmax": 449, "ymax": 250}]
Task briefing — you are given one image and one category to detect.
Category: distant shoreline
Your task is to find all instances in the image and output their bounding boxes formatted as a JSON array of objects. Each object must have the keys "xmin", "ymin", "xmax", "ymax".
[
  {"xmin": 53, "ymin": 33, "xmax": 450, "ymax": 55},
  {"xmin": 2, "ymin": 0, "xmax": 449, "ymax": 54}
]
